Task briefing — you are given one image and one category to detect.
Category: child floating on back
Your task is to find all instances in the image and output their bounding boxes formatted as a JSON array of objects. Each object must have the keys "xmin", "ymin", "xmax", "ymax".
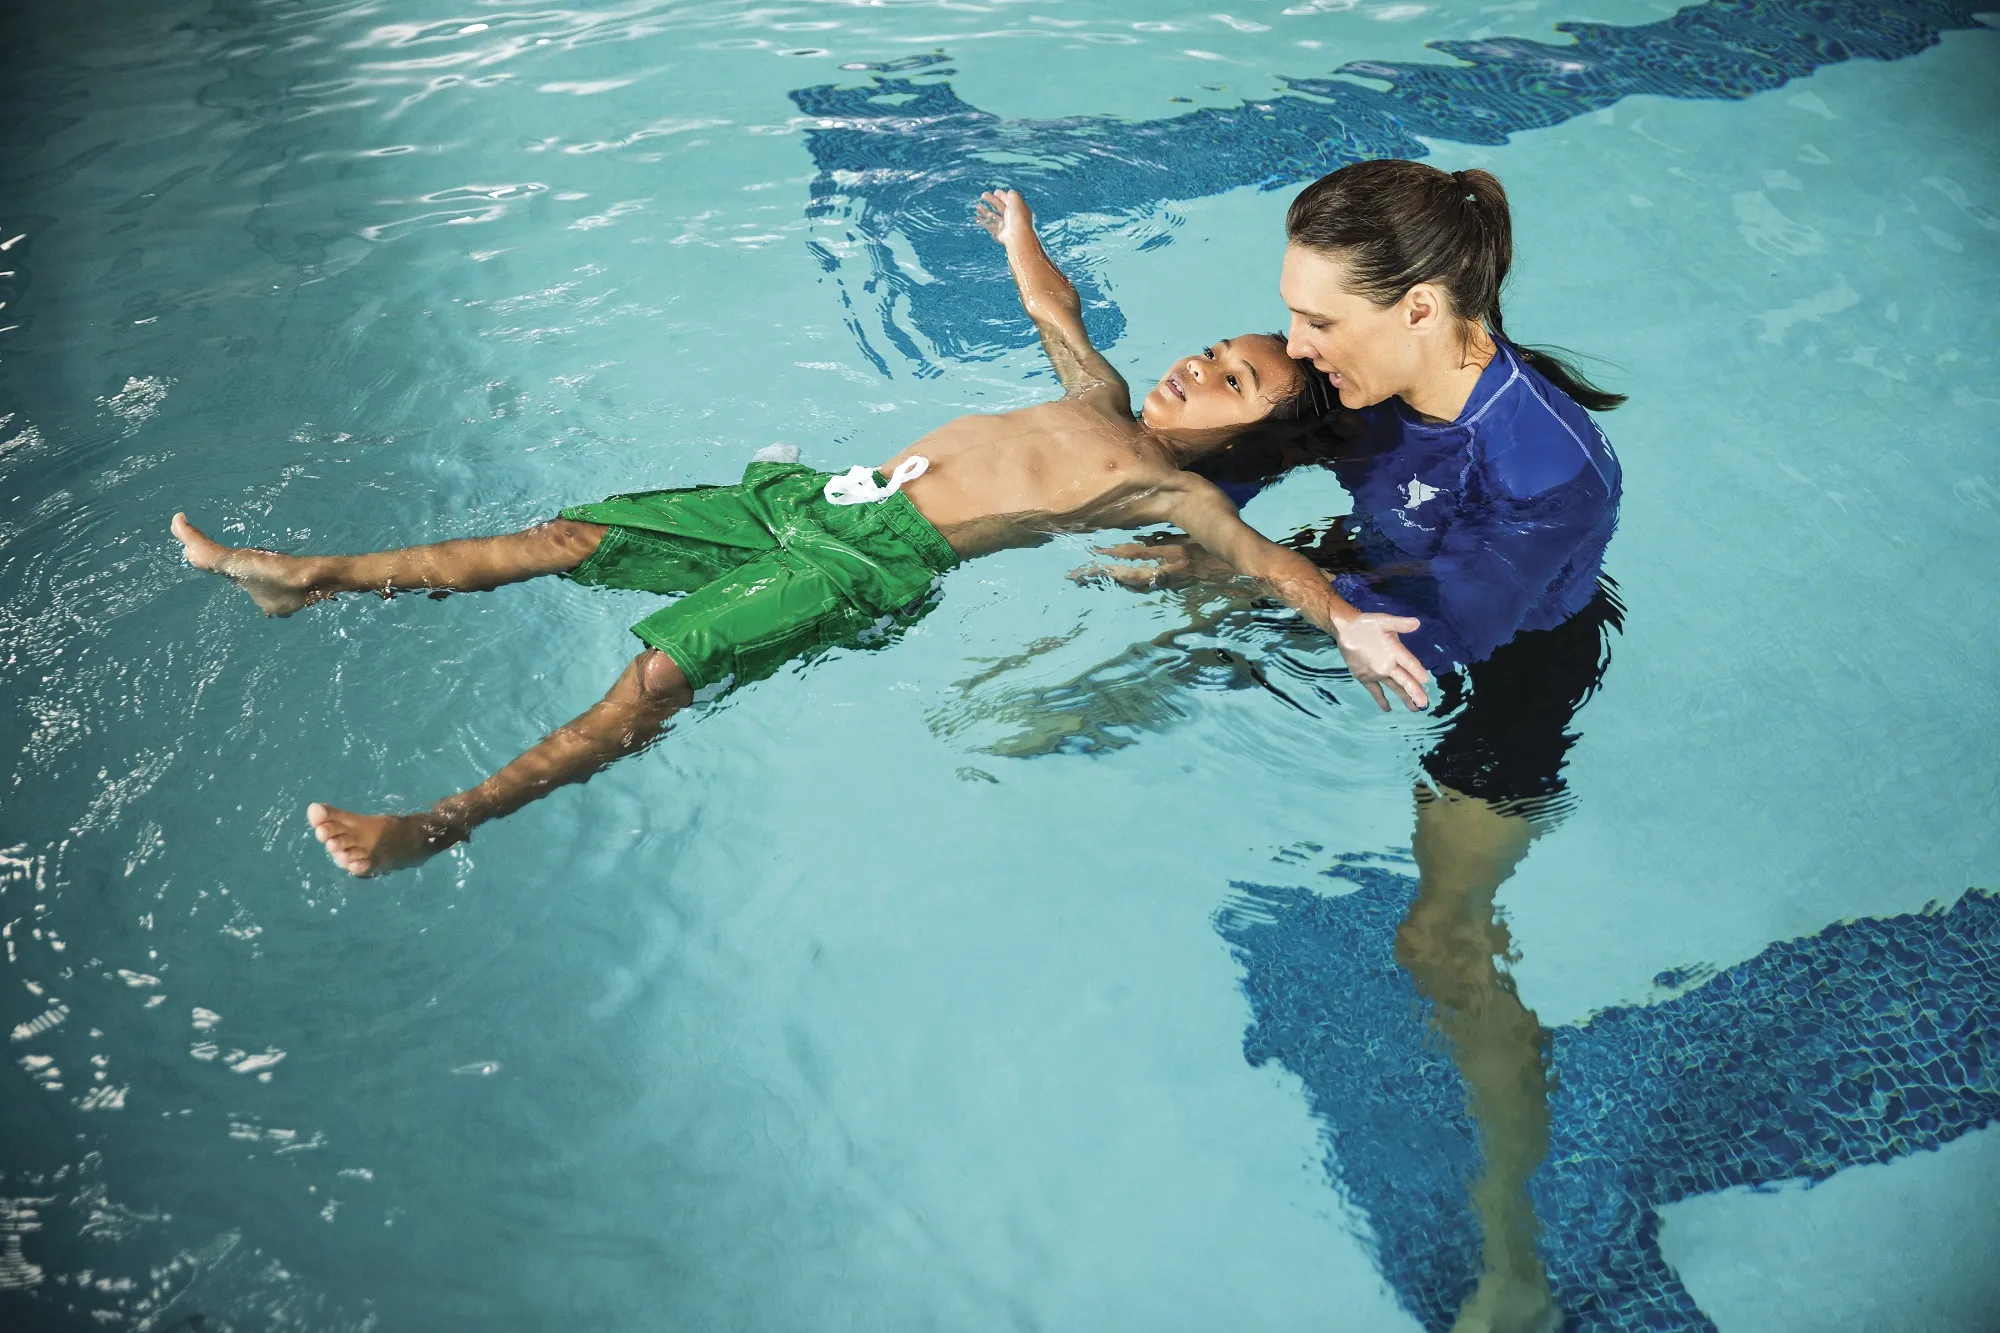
[{"xmin": 174, "ymin": 190, "xmax": 1429, "ymax": 876}]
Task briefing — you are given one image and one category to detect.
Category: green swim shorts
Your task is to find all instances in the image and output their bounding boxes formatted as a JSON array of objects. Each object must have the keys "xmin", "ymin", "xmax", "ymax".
[{"xmin": 559, "ymin": 460, "xmax": 960, "ymax": 693}]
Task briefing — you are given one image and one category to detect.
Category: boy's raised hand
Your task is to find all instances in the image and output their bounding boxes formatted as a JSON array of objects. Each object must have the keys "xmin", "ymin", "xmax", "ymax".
[
  {"xmin": 976, "ymin": 189, "xmax": 1037, "ymax": 248},
  {"xmin": 973, "ymin": 187, "xmax": 1127, "ymax": 410}
]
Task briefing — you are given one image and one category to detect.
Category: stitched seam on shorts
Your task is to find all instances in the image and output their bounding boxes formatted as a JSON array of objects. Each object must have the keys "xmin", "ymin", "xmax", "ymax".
[
  {"xmin": 807, "ymin": 492, "xmax": 955, "ymax": 578},
  {"xmin": 732, "ymin": 587, "xmax": 849, "ymax": 655},
  {"xmin": 580, "ymin": 524, "xmax": 743, "ymax": 590},
  {"xmin": 824, "ymin": 483, "xmax": 955, "ymax": 574}
]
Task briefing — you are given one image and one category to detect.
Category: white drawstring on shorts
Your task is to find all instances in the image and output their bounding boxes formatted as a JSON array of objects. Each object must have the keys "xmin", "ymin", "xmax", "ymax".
[{"xmin": 823, "ymin": 455, "xmax": 929, "ymax": 506}]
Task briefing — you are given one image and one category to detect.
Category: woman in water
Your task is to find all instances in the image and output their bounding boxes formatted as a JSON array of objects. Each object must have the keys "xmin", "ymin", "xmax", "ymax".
[{"xmin": 1098, "ymin": 159, "xmax": 1624, "ymax": 1333}]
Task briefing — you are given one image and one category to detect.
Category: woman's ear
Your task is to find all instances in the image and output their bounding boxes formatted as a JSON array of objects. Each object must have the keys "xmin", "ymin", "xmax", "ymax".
[{"xmin": 1401, "ymin": 283, "xmax": 1441, "ymax": 332}]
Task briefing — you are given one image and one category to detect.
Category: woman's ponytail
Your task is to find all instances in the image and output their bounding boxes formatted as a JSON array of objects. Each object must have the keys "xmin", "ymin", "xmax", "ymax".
[{"xmin": 1506, "ymin": 344, "xmax": 1627, "ymax": 412}]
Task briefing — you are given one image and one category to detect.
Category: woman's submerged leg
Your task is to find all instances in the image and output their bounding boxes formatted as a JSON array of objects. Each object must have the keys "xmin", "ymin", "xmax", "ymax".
[
  {"xmin": 308, "ymin": 648, "xmax": 694, "ymax": 876},
  {"xmin": 170, "ymin": 512, "xmax": 607, "ymax": 615},
  {"xmin": 1396, "ymin": 784, "xmax": 1561, "ymax": 1333}
]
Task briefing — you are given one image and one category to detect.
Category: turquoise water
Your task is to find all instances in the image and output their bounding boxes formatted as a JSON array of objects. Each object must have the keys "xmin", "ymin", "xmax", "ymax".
[{"xmin": 2, "ymin": 1, "xmax": 1996, "ymax": 1329}]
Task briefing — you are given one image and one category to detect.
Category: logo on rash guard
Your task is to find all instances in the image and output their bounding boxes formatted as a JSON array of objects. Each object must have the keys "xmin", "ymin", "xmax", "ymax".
[{"xmin": 1402, "ymin": 478, "xmax": 1440, "ymax": 509}]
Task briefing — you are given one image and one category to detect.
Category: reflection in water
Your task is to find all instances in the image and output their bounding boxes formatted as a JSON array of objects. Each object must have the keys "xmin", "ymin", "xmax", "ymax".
[{"xmin": 927, "ymin": 597, "xmax": 1300, "ymax": 757}]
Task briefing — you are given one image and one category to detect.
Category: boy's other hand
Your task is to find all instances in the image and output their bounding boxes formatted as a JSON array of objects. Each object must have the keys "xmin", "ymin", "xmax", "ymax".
[
  {"xmin": 976, "ymin": 189, "xmax": 1037, "ymax": 248},
  {"xmin": 1071, "ymin": 537, "xmax": 1233, "ymax": 590},
  {"xmin": 1333, "ymin": 613, "xmax": 1430, "ymax": 712},
  {"xmin": 1080, "ymin": 536, "xmax": 1431, "ymax": 710}
]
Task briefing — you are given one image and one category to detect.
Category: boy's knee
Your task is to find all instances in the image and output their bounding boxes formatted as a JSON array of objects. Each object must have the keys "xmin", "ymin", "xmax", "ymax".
[
  {"xmin": 636, "ymin": 650, "xmax": 692, "ymax": 707},
  {"xmin": 543, "ymin": 518, "xmax": 607, "ymax": 566}
]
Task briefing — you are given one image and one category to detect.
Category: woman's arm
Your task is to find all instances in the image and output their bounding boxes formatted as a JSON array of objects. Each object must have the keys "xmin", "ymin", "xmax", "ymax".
[
  {"xmin": 976, "ymin": 190, "xmax": 1131, "ymax": 415},
  {"xmin": 1157, "ymin": 480, "xmax": 1431, "ymax": 711}
]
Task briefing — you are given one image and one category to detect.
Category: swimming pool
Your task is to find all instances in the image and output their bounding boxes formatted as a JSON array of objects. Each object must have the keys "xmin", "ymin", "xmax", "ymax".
[{"xmin": 1, "ymin": 0, "xmax": 1995, "ymax": 1327}]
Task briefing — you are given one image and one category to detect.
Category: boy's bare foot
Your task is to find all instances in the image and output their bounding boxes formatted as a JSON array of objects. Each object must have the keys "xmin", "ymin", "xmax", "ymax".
[
  {"xmin": 171, "ymin": 513, "xmax": 326, "ymax": 617},
  {"xmin": 307, "ymin": 802, "xmax": 464, "ymax": 877},
  {"xmin": 1449, "ymin": 1269, "xmax": 1561, "ymax": 1333}
]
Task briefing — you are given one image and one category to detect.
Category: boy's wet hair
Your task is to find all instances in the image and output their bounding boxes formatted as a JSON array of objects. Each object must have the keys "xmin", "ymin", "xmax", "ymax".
[{"xmin": 1272, "ymin": 344, "xmax": 1339, "ymax": 420}]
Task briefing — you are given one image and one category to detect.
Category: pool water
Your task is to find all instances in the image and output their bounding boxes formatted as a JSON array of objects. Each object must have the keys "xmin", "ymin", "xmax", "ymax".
[{"xmin": 2, "ymin": 0, "xmax": 1995, "ymax": 1329}]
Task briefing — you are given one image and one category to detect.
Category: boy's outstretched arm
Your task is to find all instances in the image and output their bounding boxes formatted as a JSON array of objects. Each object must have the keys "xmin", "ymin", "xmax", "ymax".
[
  {"xmin": 977, "ymin": 189, "xmax": 1131, "ymax": 416},
  {"xmin": 1158, "ymin": 478, "xmax": 1432, "ymax": 712}
]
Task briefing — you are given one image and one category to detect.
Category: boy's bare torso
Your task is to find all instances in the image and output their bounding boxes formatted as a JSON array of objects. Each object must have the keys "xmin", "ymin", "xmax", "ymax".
[{"xmin": 878, "ymin": 397, "xmax": 1179, "ymax": 559}]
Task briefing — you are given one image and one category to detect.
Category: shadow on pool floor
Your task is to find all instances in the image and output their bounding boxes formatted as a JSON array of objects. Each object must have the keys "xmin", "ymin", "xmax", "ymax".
[{"xmin": 1218, "ymin": 857, "xmax": 1999, "ymax": 1331}]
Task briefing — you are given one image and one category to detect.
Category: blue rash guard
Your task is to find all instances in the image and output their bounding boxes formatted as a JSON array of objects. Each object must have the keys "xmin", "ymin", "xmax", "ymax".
[{"xmin": 1234, "ymin": 340, "xmax": 1623, "ymax": 677}]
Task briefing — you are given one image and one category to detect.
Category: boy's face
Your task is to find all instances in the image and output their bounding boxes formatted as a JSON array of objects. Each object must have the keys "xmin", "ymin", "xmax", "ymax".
[{"xmin": 1141, "ymin": 334, "xmax": 1301, "ymax": 436}]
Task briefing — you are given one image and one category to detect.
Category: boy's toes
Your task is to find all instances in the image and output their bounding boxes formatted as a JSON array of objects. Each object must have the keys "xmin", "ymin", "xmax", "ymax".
[
  {"xmin": 304, "ymin": 803, "xmax": 450, "ymax": 878},
  {"xmin": 306, "ymin": 803, "xmax": 361, "ymax": 874},
  {"xmin": 171, "ymin": 512, "xmax": 226, "ymax": 568},
  {"xmin": 322, "ymin": 836, "xmax": 368, "ymax": 876}
]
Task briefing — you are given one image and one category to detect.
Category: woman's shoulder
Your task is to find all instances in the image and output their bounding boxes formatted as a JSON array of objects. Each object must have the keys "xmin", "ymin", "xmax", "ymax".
[{"xmin": 1473, "ymin": 347, "xmax": 1619, "ymax": 500}]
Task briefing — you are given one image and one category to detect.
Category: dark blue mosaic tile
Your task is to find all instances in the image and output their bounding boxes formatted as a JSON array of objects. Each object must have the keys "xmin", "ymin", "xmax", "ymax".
[
  {"xmin": 1215, "ymin": 867, "xmax": 2000, "ymax": 1331},
  {"xmin": 788, "ymin": 0, "xmax": 1991, "ymax": 370}
]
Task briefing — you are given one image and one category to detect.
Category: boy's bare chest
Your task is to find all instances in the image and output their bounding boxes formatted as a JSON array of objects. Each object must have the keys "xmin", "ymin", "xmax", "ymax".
[
  {"xmin": 893, "ymin": 404, "xmax": 1173, "ymax": 540},
  {"xmin": 918, "ymin": 402, "xmax": 1152, "ymax": 479}
]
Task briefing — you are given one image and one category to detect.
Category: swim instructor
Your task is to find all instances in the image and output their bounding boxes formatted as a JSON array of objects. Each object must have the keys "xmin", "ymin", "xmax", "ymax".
[
  {"xmin": 1278, "ymin": 159, "xmax": 1623, "ymax": 708},
  {"xmin": 1281, "ymin": 159, "xmax": 1623, "ymax": 1332},
  {"xmin": 1109, "ymin": 158, "xmax": 1626, "ymax": 1330}
]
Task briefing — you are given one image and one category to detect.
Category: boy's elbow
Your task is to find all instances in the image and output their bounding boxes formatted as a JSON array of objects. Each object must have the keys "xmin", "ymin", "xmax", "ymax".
[{"xmin": 1024, "ymin": 292, "xmax": 1080, "ymax": 320}]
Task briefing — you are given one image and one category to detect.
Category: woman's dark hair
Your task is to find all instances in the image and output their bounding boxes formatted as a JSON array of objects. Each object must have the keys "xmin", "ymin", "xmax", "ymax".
[{"xmin": 1285, "ymin": 159, "xmax": 1626, "ymax": 412}]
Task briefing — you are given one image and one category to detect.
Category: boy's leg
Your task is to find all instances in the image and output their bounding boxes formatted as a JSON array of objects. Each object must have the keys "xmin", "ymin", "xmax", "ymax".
[
  {"xmin": 305, "ymin": 538, "xmax": 898, "ymax": 876},
  {"xmin": 308, "ymin": 648, "xmax": 692, "ymax": 876},
  {"xmin": 171, "ymin": 512, "xmax": 607, "ymax": 616}
]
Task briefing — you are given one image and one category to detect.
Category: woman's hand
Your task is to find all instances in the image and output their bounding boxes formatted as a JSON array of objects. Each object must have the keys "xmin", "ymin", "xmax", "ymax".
[
  {"xmin": 1333, "ymin": 612, "xmax": 1431, "ymax": 712},
  {"xmin": 975, "ymin": 189, "xmax": 1037, "ymax": 249}
]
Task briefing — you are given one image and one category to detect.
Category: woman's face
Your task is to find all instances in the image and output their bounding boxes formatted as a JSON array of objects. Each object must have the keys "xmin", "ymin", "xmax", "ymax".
[{"xmin": 1279, "ymin": 244, "xmax": 1419, "ymax": 410}]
